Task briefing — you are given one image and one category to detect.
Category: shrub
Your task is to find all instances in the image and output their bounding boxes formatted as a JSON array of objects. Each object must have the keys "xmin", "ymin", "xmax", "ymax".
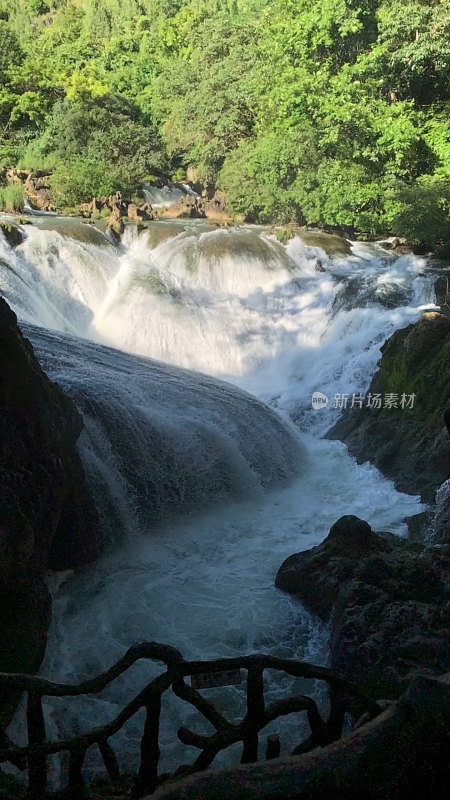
[
  {"xmin": 51, "ymin": 158, "xmax": 117, "ymax": 208},
  {"xmin": 0, "ymin": 183, "xmax": 24, "ymax": 212}
]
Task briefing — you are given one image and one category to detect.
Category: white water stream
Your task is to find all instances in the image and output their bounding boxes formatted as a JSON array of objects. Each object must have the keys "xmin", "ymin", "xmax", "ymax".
[{"xmin": 0, "ymin": 218, "xmax": 434, "ymax": 782}]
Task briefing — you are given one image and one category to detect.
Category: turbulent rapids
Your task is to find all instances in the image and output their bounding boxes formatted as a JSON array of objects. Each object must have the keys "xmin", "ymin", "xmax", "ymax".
[{"xmin": 0, "ymin": 217, "xmax": 436, "ymax": 779}]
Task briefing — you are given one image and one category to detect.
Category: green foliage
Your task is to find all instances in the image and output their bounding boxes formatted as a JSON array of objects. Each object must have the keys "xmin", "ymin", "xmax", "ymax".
[
  {"xmin": 394, "ymin": 175, "xmax": 450, "ymax": 257},
  {"xmin": 26, "ymin": 0, "xmax": 49, "ymax": 13},
  {"xmin": 275, "ymin": 228, "xmax": 294, "ymax": 245},
  {"xmin": 22, "ymin": 94, "xmax": 167, "ymax": 205},
  {"xmin": 51, "ymin": 158, "xmax": 117, "ymax": 207},
  {"xmin": 0, "ymin": 184, "xmax": 25, "ymax": 212},
  {"xmin": 0, "ymin": 0, "xmax": 448, "ymax": 251}
]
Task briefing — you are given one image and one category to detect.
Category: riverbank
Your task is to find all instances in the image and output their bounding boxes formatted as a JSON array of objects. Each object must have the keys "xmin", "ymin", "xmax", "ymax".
[{"xmin": 2, "ymin": 168, "xmax": 449, "ymax": 258}]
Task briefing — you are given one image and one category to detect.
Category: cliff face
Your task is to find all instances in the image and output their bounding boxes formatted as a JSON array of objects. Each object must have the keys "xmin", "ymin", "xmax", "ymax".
[
  {"xmin": 327, "ymin": 312, "xmax": 450, "ymax": 504},
  {"xmin": 0, "ymin": 297, "xmax": 101, "ymax": 690}
]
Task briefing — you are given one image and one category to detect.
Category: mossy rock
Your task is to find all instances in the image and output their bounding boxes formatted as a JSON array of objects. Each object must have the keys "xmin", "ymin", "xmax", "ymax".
[
  {"xmin": 328, "ymin": 312, "xmax": 450, "ymax": 502},
  {"xmin": 270, "ymin": 225, "xmax": 352, "ymax": 255},
  {"xmin": 35, "ymin": 217, "xmax": 114, "ymax": 249}
]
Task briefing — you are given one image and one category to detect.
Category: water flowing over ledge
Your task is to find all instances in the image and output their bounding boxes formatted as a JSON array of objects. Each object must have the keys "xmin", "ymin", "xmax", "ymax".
[{"xmin": 0, "ymin": 217, "xmax": 435, "ymax": 779}]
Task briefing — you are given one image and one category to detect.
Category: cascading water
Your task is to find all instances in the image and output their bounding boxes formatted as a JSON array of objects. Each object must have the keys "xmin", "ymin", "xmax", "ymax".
[
  {"xmin": 143, "ymin": 182, "xmax": 199, "ymax": 208},
  {"xmin": 0, "ymin": 217, "xmax": 436, "ymax": 781}
]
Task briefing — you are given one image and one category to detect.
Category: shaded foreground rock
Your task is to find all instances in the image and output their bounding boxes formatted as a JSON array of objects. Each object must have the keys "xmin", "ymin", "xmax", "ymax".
[
  {"xmin": 276, "ymin": 516, "xmax": 450, "ymax": 701},
  {"xmin": 150, "ymin": 673, "xmax": 450, "ymax": 800},
  {"xmin": 327, "ymin": 312, "xmax": 450, "ymax": 503},
  {"xmin": 0, "ymin": 298, "xmax": 101, "ymax": 710}
]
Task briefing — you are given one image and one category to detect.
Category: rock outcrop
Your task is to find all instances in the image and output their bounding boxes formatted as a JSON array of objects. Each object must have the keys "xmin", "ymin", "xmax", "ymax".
[
  {"xmin": 276, "ymin": 516, "xmax": 450, "ymax": 702},
  {"xmin": 327, "ymin": 312, "xmax": 450, "ymax": 503},
  {"xmin": 158, "ymin": 195, "xmax": 207, "ymax": 220},
  {"xmin": 127, "ymin": 201, "xmax": 153, "ymax": 222},
  {"xmin": 0, "ymin": 220, "xmax": 23, "ymax": 249},
  {"xmin": 0, "ymin": 298, "xmax": 101, "ymax": 708},
  {"xmin": 6, "ymin": 168, "xmax": 55, "ymax": 212}
]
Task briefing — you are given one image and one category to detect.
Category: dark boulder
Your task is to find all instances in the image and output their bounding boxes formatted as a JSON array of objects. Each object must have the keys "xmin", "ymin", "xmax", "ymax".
[
  {"xmin": 275, "ymin": 516, "xmax": 390, "ymax": 620},
  {"xmin": 0, "ymin": 298, "xmax": 101, "ymax": 705},
  {"xmin": 276, "ymin": 516, "xmax": 450, "ymax": 702}
]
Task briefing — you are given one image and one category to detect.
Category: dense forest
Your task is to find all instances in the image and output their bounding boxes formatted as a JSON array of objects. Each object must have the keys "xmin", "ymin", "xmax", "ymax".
[{"xmin": 0, "ymin": 0, "xmax": 449, "ymax": 248}]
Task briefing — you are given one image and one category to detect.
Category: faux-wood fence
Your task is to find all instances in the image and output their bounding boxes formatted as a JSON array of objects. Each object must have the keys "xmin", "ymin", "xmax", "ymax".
[{"xmin": 0, "ymin": 641, "xmax": 382, "ymax": 797}]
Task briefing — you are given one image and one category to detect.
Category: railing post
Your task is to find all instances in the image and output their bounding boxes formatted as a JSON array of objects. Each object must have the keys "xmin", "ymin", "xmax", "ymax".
[
  {"xmin": 68, "ymin": 745, "xmax": 87, "ymax": 796},
  {"xmin": 266, "ymin": 733, "xmax": 280, "ymax": 760},
  {"xmin": 26, "ymin": 691, "xmax": 47, "ymax": 798},
  {"xmin": 326, "ymin": 688, "xmax": 348, "ymax": 744},
  {"xmin": 135, "ymin": 691, "xmax": 162, "ymax": 797},
  {"xmin": 241, "ymin": 666, "xmax": 264, "ymax": 764},
  {"xmin": 98, "ymin": 739, "xmax": 121, "ymax": 782}
]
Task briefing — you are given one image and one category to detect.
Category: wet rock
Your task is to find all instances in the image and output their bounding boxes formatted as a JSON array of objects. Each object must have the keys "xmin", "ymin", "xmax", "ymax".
[
  {"xmin": 378, "ymin": 236, "xmax": 412, "ymax": 255},
  {"xmin": 332, "ymin": 277, "xmax": 409, "ymax": 314},
  {"xmin": 434, "ymin": 275, "xmax": 450, "ymax": 309},
  {"xmin": 275, "ymin": 516, "xmax": 390, "ymax": 620},
  {"xmin": 276, "ymin": 516, "xmax": 450, "ymax": 702},
  {"xmin": 331, "ymin": 278, "xmax": 364, "ymax": 313},
  {"xmin": 327, "ymin": 312, "xmax": 450, "ymax": 503},
  {"xmin": 107, "ymin": 205, "xmax": 125, "ymax": 241},
  {"xmin": 445, "ymin": 407, "xmax": 450, "ymax": 436},
  {"xmin": 0, "ymin": 220, "xmax": 23, "ymax": 248},
  {"xmin": 0, "ymin": 298, "xmax": 101, "ymax": 705},
  {"xmin": 299, "ymin": 230, "xmax": 352, "ymax": 256},
  {"xmin": 37, "ymin": 217, "xmax": 114, "ymax": 248},
  {"xmin": 127, "ymin": 201, "xmax": 153, "ymax": 222},
  {"xmin": 431, "ymin": 480, "xmax": 450, "ymax": 544},
  {"xmin": 406, "ymin": 510, "xmax": 430, "ymax": 542}
]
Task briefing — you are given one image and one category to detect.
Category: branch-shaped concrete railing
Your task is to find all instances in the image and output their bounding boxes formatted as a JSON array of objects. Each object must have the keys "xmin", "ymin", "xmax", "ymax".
[{"xmin": 0, "ymin": 642, "xmax": 382, "ymax": 797}]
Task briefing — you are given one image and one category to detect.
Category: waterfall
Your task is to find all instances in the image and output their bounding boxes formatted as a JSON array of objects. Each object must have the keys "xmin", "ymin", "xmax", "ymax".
[
  {"xmin": 28, "ymin": 324, "xmax": 303, "ymax": 543},
  {"xmin": 0, "ymin": 216, "xmax": 434, "ymax": 780},
  {"xmin": 142, "ymin": 182, "xmax": 200, "ymax": 208}
]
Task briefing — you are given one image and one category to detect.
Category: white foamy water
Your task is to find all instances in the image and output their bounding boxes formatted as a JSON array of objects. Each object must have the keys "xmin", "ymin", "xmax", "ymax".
[
  {"xmin": 0, "ymin": 217, "xmax": 434, "ymax": 780},
  {"xmin": 143, "ymin": 182, "xmax": 199, "ymax": 208}
]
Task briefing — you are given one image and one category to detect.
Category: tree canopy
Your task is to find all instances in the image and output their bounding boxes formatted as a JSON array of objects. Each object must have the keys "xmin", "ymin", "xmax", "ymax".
[{"xmin": 0, "ymin": 0, "xmax": 449, "ymax": 249}]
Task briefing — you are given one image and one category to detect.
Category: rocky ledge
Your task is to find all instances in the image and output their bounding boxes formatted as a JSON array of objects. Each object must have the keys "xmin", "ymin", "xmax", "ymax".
[
  {"xmin": 327, "ymin": 311, "xmax": 450, "ymax": 504},
  {"xmin": 0, "ymin": 298, "xmax": 101, "ymax": 718},
  {"xmin": 276, "ymin": 515, "xmax": 450, "ymax": 703}
]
